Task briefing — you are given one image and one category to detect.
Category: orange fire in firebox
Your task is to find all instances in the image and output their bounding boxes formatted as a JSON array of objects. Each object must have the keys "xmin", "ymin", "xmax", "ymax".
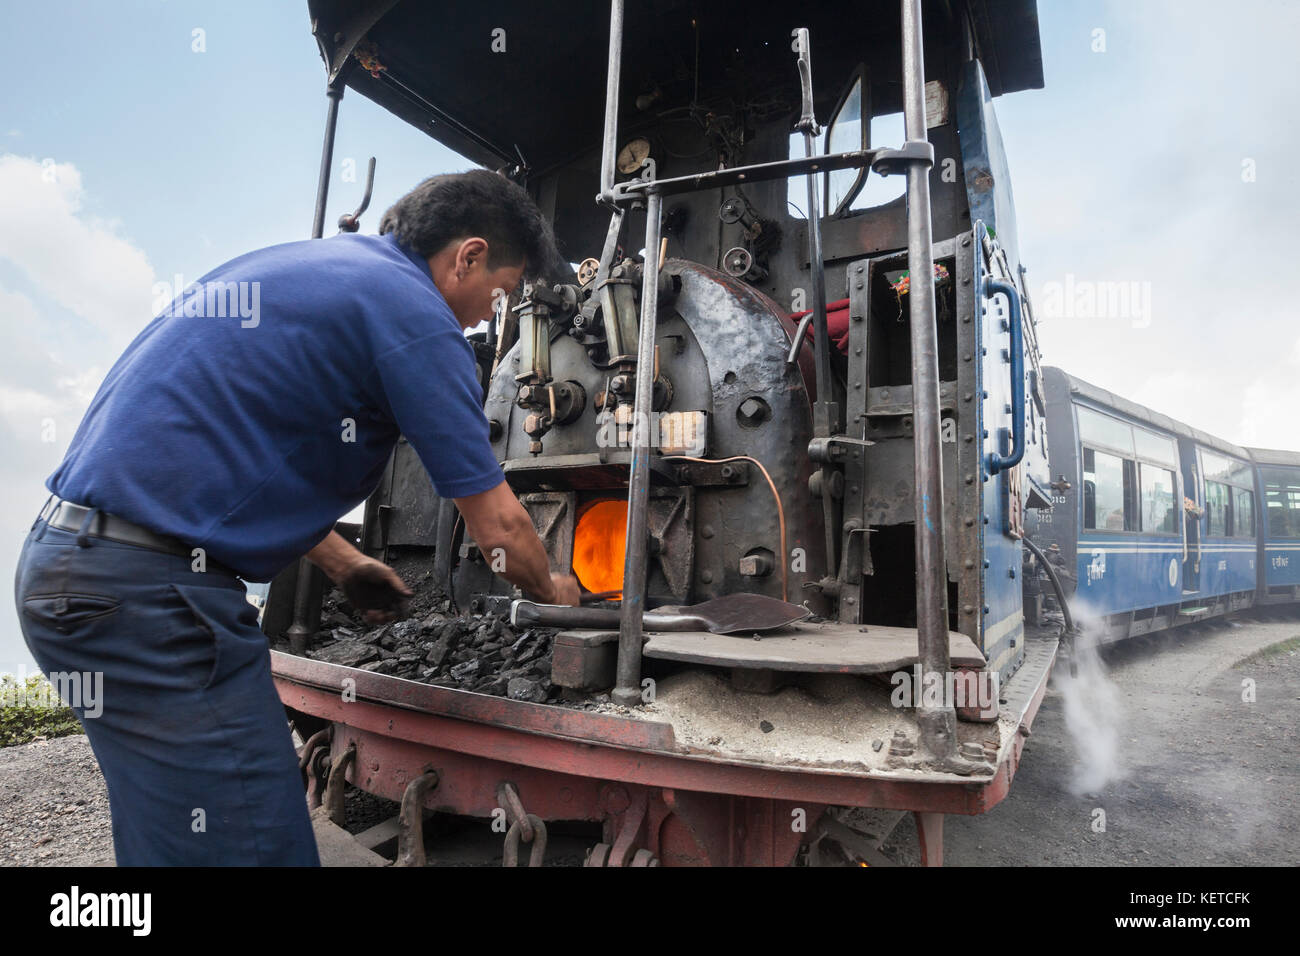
[{"xmin": 571, "ymin": 499, "xmax": 628, "ymax": 597}]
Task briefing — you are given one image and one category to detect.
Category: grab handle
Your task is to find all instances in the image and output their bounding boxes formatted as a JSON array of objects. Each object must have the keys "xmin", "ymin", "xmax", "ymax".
[{"xmin": 985, "ymin": 277, "xmax": 1025, "ymax": 476}]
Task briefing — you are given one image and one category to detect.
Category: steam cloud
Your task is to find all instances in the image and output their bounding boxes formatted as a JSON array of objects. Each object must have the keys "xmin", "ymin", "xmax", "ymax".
[{"xmin": 1056, "ymin": 608, "xmax": 1125, "ymax": 795}]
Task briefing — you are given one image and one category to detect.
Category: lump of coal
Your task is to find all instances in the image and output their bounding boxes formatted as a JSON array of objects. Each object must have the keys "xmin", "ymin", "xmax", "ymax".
[
  {"xmin": 309, "ymin": 640, "xmax": 379, "ymax": 668},
  {"xmin": 424, "ymin": 639, "xmax": 453, "ymax": 668},
  {"xmin": 450, "ymin": 659, "xmax": 482, "ymax": 682},
  {"xmin": 507, "ymin": 678, "xmax": 547, "ymax": 703},
  {"xmin": 390, "ymin": 620, "xmax": 421, "ymax": 643},
  {"xmin": 359, "ymin": 659, "xmax": 401, "ymax": 675}
]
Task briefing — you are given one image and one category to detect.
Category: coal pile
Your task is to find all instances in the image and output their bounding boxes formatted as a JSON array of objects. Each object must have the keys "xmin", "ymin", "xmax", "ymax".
[{"xmin": 278, "ymin": 582, "xmax": 562, "ymax": 703}]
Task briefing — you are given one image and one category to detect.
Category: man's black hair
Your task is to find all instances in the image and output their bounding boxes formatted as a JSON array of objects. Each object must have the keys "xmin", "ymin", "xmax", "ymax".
[{"xmin": 379, "ymin": 169, "xmax": 560, "ymax": 280}]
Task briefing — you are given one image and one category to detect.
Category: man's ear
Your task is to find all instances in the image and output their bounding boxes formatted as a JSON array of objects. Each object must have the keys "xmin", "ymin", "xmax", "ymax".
[{"xmin": 456, "ymin": 237, "xmax": 489, "ymax": 277}]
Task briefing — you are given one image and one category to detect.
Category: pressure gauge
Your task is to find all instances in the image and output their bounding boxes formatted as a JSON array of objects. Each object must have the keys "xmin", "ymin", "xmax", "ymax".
[{"xmin": 616, "ymin": 137, "xmax": 651, "ymax": 174}]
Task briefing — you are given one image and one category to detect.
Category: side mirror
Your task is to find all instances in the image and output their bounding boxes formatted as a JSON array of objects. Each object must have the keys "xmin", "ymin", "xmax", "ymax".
[{"xmin": 825, "ymin": 66, "xmax": 869, "ymax": 217}]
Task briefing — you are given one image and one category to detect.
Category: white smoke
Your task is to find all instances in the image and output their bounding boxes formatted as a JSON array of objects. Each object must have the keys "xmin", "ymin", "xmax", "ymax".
[{"xmin": 1055, "ymin": 606, "xmax": 1125, "ymax": 795}]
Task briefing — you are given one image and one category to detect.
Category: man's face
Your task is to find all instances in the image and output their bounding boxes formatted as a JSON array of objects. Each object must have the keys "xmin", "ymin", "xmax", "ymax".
[{"xmin": 429, "ymin": 237, "xmax": 524, "ymax": 328}]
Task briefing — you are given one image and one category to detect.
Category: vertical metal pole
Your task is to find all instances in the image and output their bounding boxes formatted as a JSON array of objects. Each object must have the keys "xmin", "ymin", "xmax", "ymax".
[
  {"xmin": 612, "ymin": 190, "xmax": 663, "ymax": 706},
  {"xmin": 901, "ymin": 0, "xmax": 956, "ymax": 761},
  {"xmin": 599, "ymin": 0, "xmax": 625, "ymax": 203},
  {"xmin": 802, "ymin": 133, "xmax": 838, "ymax": 573},
  {"xmin": 801, "ymin": 158, "xmax": 831, "ymax": 434},
  {"xmin": 311, "ymin": 81, "xmax": 345, "ymax": 239},
  {"xmin": 793, "ymin": 26, "xmax": 841, "ymax": 582}
]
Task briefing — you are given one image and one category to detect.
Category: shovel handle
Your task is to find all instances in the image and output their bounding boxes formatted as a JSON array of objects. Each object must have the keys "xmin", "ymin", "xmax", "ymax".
[
  {"xmin": 511, "ymin": 601, "xmax": 703, "ymax": 632},
  {"xmin": 512, "ymin": 602, "xmax": 621, "ymax": 629}
]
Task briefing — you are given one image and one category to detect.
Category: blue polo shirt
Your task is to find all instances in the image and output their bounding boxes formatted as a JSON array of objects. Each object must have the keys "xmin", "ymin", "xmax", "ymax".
[{"xmin": 48, "ymin": 232, "xmax": 505, "ymax": 581}]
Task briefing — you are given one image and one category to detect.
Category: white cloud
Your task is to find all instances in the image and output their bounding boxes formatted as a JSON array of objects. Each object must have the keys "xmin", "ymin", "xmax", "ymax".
[
  {"xmin": 1239, "ymin": 339, "xmax": 1300, "ymax": 449},
  {"xmin": 0, "ymin": 155, "xmax": 156, "ymax": 673},
  {"xmin": 0, "ymin": 154, "xmax": 156, "ymax": 355}
]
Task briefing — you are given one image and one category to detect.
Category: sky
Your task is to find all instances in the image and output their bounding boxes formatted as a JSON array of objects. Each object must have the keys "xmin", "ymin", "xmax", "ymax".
[{"xmin": 2, "ymin": 0, "xmax": 1298, "ymax": 674}]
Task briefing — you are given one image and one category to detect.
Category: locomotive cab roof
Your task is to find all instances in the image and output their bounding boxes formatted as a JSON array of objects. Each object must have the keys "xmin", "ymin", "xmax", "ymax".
[{"xmin": 305, "ymin": 0, "xmax": 1044, "ymax": 176}]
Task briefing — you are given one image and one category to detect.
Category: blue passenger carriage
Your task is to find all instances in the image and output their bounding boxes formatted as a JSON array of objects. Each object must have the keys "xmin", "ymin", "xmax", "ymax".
[
  {"xmin": 1032, "ymin": 367, "xmax": 1258, "ymax": 640},
  {"xmin": 1247, "ymin": 447, "xmax": 1300, "ymax": 603}
]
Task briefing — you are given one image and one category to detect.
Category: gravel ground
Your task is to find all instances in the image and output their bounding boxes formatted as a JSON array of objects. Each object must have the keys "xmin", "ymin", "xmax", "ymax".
[
  {"xmin": 0, "ymin": 734, "xmax": 114, "ymax": 867},
  {"xmin": 899, "ymin": 611, "xmax": 1300, "ymax": 865},
  {"xmin": 4, "ymin": 610, "xmax": 1296, "ymax": 866}
]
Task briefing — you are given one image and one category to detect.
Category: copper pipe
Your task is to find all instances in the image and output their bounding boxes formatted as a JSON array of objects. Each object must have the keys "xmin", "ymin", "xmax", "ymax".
[{"xmin": 664, "ymin": 454, "xmax": 788, "ymax": 601}]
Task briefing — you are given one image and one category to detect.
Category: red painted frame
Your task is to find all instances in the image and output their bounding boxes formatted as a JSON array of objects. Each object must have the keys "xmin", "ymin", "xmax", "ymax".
[{"xmin": 272, "ymin": 646, "xmax": 1054, "ymax": 865}]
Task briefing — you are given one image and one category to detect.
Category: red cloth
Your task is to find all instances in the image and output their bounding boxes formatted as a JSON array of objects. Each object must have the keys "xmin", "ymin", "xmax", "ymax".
[{"xmin": 790, "ymin": 298, "xmax": 851, "ymax": 354}]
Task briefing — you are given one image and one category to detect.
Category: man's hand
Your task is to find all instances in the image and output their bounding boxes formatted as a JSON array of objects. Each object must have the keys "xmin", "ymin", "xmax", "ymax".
[
  {"xmin": 547, "ymin": 572, "xmax": 581, "ymax": 607},
  {"xmin": 339, "ymin": 558, "xmax": 414, "ymax": 624},
  {"xmin": 306, "ymin": 531, "xmax": 413, "ymax": 624}
]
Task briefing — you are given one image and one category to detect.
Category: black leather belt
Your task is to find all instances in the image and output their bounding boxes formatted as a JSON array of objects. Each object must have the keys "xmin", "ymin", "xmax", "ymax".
[{"xmin": 39, "ymin": 496, "xmax": 240, "ymax": 577}]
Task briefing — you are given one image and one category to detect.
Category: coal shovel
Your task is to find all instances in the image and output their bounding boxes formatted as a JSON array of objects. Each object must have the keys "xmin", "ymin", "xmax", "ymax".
[{"xmin": 510, "ymin": 593, "xmax": 810, "ymax": 635}]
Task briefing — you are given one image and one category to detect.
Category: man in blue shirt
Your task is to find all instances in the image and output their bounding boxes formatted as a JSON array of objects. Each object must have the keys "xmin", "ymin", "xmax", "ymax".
[{"xmin": 14, "ymin": 169, "xmax": 580, "ymax": 865}]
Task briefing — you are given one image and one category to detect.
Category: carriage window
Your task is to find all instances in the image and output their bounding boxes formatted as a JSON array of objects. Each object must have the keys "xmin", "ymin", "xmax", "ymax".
[
  {"xmin": 1140, "ymin": 465, "xmax": 1177, "ymax": 534},
  {"xmin": 1133, "ymin": 428, "xmax": 1177, "ymax": 467},
  {"xmin": 1234, "ymin": 488, "xmax": 1255, "ymax": 537},
  {"xmin": 1083, "ymin": 447, "xmax": 1132, "ymax": 531},
  {"xmin": 1262, "ymin": 467, "xmax": 1300, "ymax": 538},
  {"xmin": 1201, "ymin": 450, "xmax": 1251, "ymax": 486},
  {"xmin": 1077, "ymin": 406, "xmax": 1134, "ymax": 456},
  {"xmin": 1205, "ymin": 481, "xmax": 1229, "ymax": 537}
]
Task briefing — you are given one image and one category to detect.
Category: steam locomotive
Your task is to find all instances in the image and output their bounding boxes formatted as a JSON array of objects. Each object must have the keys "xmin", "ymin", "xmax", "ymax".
[{"xmin": 263, "ymin": 0, "xmax": 1267, "ymax": 866}]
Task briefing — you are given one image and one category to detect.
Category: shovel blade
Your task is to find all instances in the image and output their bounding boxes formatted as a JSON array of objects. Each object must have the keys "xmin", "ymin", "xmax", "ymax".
[{"xmin": 676, "ymin": 593, "xmax": 811, "ymax": 634}]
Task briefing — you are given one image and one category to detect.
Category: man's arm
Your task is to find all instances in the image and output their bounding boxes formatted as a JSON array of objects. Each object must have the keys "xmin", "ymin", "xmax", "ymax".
[{"xmin": 454, "ymin": 480, "xmax": 580, "ymax": 606}]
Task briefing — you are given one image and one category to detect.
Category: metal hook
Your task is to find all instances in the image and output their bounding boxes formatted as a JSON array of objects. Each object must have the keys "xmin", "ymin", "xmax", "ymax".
[{"xmin": 502, "ymin": 814, "xmax": 548, "ymax": 867}]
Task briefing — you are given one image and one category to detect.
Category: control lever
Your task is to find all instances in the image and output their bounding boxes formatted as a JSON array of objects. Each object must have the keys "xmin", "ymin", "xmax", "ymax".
[
  {"xmin": 791, "ymin": 27, "xmax": 841, "ymax": 582},
  {"xmin": 337, "ymin": 157, "xmax": 376, "ymax": 233}
]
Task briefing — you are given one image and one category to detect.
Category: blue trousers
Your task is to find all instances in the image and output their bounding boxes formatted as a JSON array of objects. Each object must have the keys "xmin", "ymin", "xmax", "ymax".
[{"xmin": 14, "ymin": 516, "xmax": 320, "ymax": 866}]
